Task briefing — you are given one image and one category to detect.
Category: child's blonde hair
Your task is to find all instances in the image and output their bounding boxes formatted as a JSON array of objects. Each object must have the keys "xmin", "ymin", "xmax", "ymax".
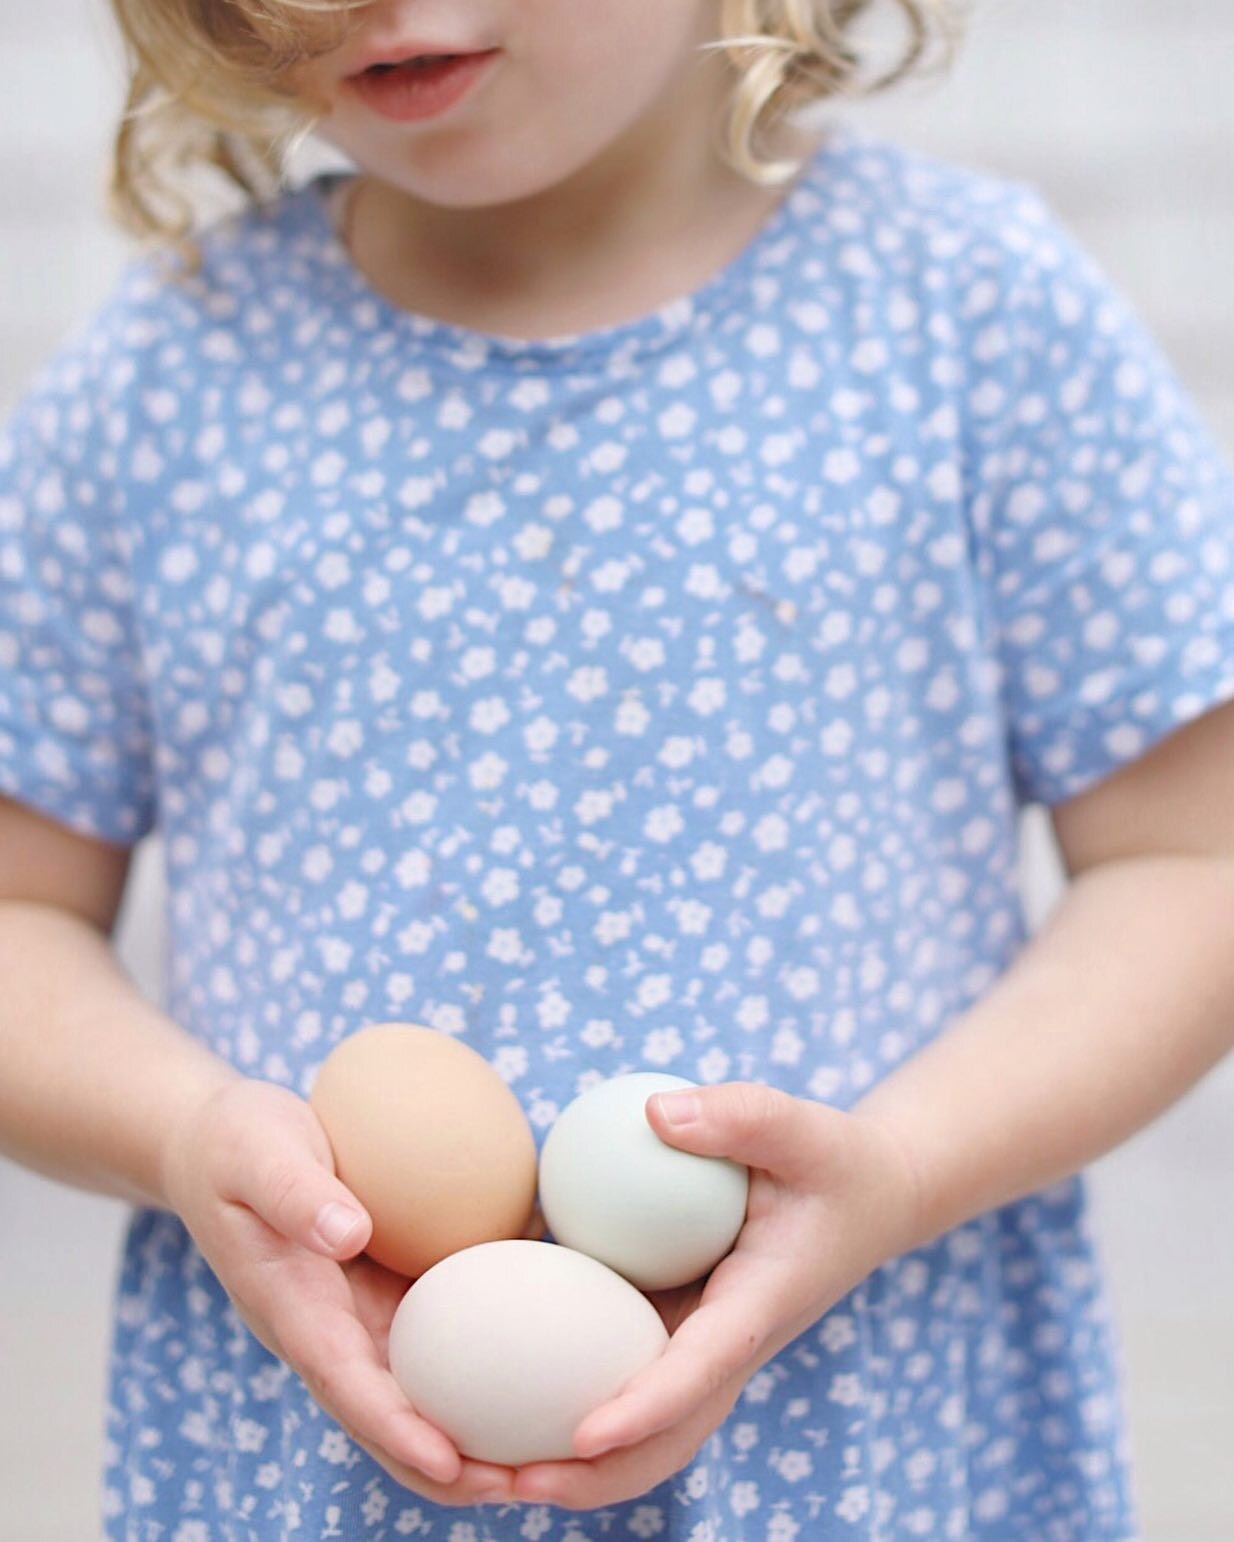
[{"xmin": 107, "ymin": 0, "xmax": 962, "ymax": 255}]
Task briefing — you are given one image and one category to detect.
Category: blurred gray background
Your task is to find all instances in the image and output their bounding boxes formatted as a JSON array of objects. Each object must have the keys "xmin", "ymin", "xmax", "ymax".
[{"xmin": 1, "ymin": 0, "xmax": 1232, "ymax": 1536}]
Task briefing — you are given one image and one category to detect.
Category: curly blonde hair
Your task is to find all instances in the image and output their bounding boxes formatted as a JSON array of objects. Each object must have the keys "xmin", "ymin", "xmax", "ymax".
[{"xmin": 107, "ymin": 0, "xmax": 963, "ymax": 257}]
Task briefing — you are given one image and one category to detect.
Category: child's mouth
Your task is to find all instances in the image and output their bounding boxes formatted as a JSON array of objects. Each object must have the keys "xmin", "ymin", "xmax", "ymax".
[{"xmin": 347, "ymin": 50, "xmax": 501, "ymax": 124}]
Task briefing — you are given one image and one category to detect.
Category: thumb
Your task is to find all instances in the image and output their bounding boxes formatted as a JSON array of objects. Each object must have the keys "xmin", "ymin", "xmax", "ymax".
[
  {"xmin": 233, "ymin": 1151, "xmax": 373, "ymax": 1260},
  {"xmin": 645, "ymin": 1080, "xmax": 829, "ymax": 1186},
  {"xmin": 197, "ymin": 1080, "xmax": 375, "ymax": 1259}
]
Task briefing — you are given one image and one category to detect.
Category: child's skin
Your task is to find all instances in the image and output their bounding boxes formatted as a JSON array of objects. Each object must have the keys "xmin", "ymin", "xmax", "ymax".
[{"xmin": 3, "ymin": 0, "xmax": 1234, "ymax": 1517}]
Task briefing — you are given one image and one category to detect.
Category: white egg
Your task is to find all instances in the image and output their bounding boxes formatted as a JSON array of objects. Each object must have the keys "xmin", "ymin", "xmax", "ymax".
[
  {"xmin": 538, "ymin": 1071, "xmax": 750, "ymax": 1291},
  {"xmin": 387, "ymin": 1239, "xmax": 668, "ymax": 1466}
]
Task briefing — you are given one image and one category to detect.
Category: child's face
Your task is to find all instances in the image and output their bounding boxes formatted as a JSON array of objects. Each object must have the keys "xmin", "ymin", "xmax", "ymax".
[{"xmin": 289, "ymin": 0, "xmax": 725, "ymax": 207}]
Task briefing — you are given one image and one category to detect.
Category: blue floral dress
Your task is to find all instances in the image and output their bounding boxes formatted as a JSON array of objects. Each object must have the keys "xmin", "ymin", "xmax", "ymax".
[{"xmin": 3, "ymin": 124, "xmax": 1233, "ymax": 1539}]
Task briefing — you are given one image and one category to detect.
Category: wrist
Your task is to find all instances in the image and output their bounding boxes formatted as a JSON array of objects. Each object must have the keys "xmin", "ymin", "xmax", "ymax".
[
  {"xmin": 154, "ymin": 1058, "xmax": 244, "ymax": 1215},
  {"xmin": 846, "ymin": 1103, "xmax": 931, "ymax": 1258}
]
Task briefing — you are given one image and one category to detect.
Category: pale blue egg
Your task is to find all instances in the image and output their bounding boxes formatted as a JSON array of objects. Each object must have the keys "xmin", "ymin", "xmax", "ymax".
[{"xmin": 538, "ymin": 1071, "xmax": 750, "ymax": 1290}]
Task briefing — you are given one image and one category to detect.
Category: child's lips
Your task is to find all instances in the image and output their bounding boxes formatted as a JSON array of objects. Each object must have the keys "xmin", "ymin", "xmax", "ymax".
[{"xmin": 345, "ymin": 49, "xmax": 502, "ymax": 123}]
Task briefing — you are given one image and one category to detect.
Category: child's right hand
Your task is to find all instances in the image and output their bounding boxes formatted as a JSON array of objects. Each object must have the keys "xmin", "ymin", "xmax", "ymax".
[{"xmin": 159, "ymin": 1076, "xmax": 525, "ymax": 1507}]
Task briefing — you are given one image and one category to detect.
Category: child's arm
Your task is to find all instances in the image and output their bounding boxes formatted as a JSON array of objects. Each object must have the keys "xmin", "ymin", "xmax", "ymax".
[
  {"xmin": 527, "ymin": 698, "xmax": 1234, "ymax": 1503},
  {"xmin": 0, "ymin": 793, "xmax": 517, "ymax": 1502},
  {"xmin": 0, "ymin": 795, "xmax": 240, "ymax": 1208},
  {"xmin": 852, "ymin": 693, "xmax": 1234, "ymax": 1249}
]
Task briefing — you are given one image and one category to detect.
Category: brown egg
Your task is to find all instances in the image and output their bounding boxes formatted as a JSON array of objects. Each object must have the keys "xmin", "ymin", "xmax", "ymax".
[{"xmin": 309, "ymin": 1022, "xmax": 538, "ymax": 1279}]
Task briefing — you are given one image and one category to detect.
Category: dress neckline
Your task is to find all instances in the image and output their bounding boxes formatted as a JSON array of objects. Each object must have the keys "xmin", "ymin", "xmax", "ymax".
[{"xmin": 297, "ymin": 123, "xmax": 850, "ymax": 369}]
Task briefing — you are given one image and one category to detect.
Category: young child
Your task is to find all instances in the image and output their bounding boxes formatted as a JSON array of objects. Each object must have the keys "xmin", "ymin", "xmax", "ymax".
[{"xmin": 2, "ymin": 0, "xmax": 1233, "ymax": 1535}]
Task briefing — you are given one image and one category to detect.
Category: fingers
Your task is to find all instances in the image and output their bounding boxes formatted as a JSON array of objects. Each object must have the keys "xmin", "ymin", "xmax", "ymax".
[
  {"xmin": 289, "ymin": 1291, "xmax": 516, "ymax": 1503},
  {"xmin": 339, "ymin": 1252, "xmax": 411, "ymax": 1356},
  {"xmin": 571, "ymin": 1287, "xmax": 766, "ymax": 1459},
  {"xmin": 279, "ymin": 1293, "xmax": 466, "ymax": 1487},
  {"xmin": 515, "ymin": 1386, "xmax": 735, "ymax": 1510},
  {"xmin": 220, "ymin": 1208, "xmax": 510, "ymax": 1504},
  {"xmin": 291, "ymin": 1308, "xmax": 518, "ymax": 1505},
  {"xmin": 351, "ymin": 1430, "xmax": 515, "ymax": 1508}
]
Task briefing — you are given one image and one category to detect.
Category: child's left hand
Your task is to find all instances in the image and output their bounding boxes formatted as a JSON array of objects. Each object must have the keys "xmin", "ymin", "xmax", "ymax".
[{"xmin": 509, "ymin": 1081, "xmax": 923, "ymax": 1510}]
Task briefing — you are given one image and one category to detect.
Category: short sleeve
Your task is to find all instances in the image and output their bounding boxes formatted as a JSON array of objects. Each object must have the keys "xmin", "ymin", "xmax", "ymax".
[
  {"xmin": 0, "ymin": 283, "xmax": 159, "ymax": 846},
  {"xmin": 963, "ymin": 187, "xmax": 1234, "ymax": 808}
]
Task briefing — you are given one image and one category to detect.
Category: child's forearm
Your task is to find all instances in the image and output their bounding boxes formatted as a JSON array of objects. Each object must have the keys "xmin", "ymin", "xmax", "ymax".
[
  {"xmin": 0, "ymin": 899, "xmax": 240, "ymax": 1209},
  {"xmin": 852, "ymin": 854, "xmax": 1234, "ymax": 1251}
]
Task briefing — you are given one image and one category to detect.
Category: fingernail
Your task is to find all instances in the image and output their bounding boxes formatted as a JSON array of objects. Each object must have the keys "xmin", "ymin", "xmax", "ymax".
[
  {"xmin": 476, "ymin": 1483, "xmax": 510, "ymax": 1504},
  {"xmin": 654, "ymin": 1091, "xmax": 700, "ymax": 1125},
  {"xmin": 315, "ymin": 1202, "xmax": 365, "ymax": 1249}
]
